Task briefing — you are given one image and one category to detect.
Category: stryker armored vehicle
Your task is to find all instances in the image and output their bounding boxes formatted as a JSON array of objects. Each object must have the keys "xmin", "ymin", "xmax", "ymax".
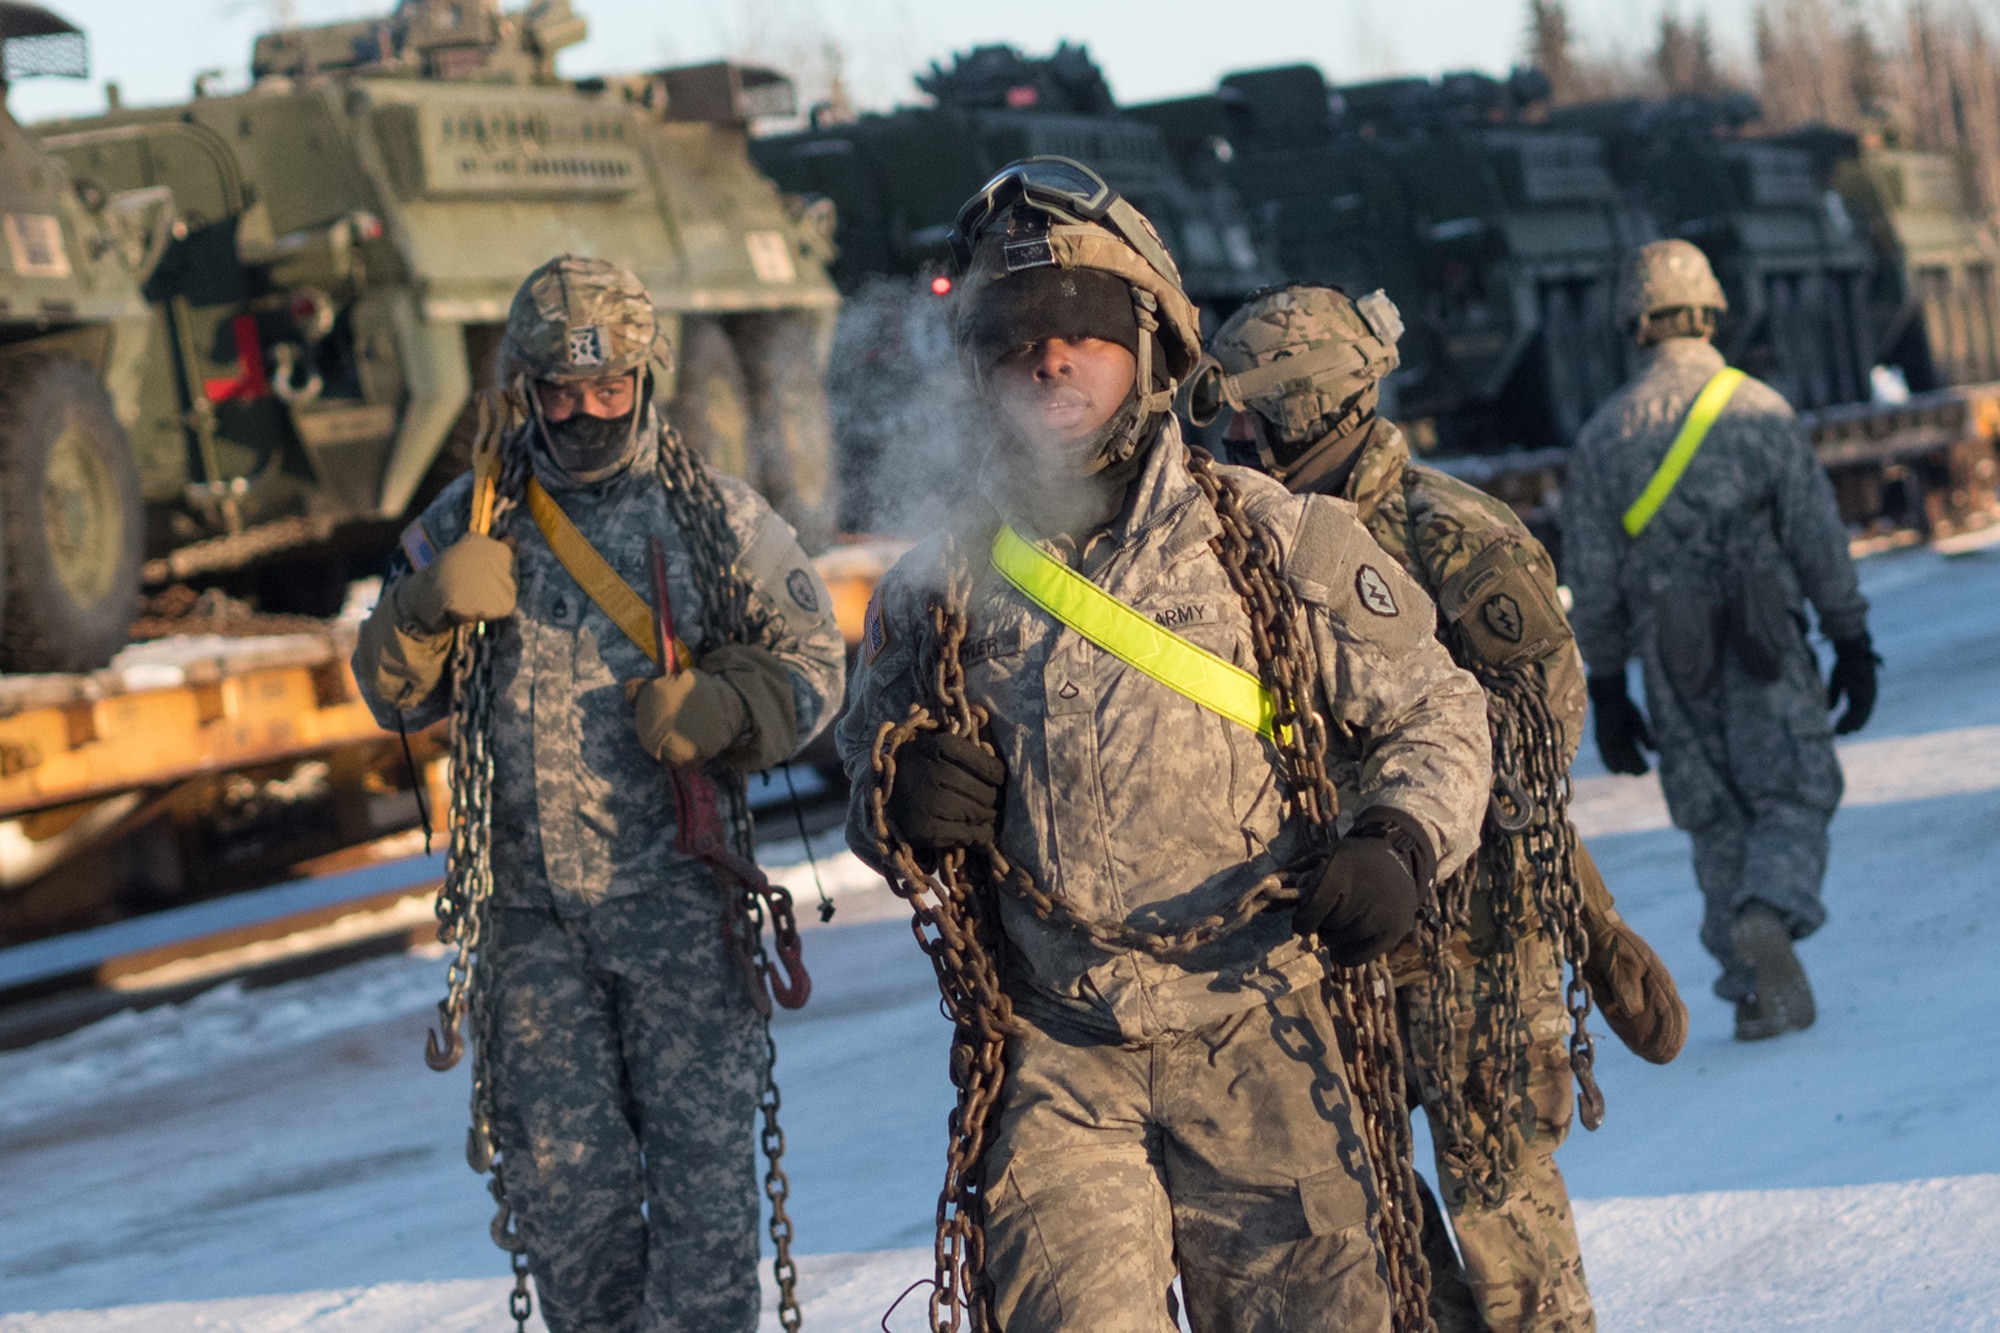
[
  {"xmin": 0, "ymin": 4, "xmax": 167, "ymax": 672},
  {"xmin": 35, "ymin": 0, "xmax": 843, "ymax": 624},
  {"xmin": 749, "ymin": 43, "xmax": 1282, "ymax": 529},
  {"xmin": 751, "ymin": 42, "xmax": 1282, "ymax": 309},
  {"xmin": 1133, "ymin": 65, "xmax": 1654, "ymax": 452},
  {"xmin": 1809, "ymin": 136, "xmax": 2000, "ymax": 392},
  {"xmin": 1546, "ymin": 95, "xmax": 1877, "ymax": 413}
]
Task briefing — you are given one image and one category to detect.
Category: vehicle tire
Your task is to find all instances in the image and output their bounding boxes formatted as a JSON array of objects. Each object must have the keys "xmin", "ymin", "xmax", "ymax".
[
  {"xmin": 736, "ymin": 314, "xmax": 836, "ymax": 551},
  {"xmin": 670, "ymin": 317, "xmax": 753, "ymax": 485},
  {"xmin": 0, "ymin": 356, "xmax": 143, "ymax": 672}
]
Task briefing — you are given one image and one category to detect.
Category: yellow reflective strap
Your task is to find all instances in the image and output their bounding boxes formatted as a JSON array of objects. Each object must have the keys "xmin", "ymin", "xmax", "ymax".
[
  {"xmin": 1622, "ymin": 367, "xmax": 1746, "ymax": 537},
  {"xmin": 990, "ymin": 525, "xmax": 1281, "ymax": 741},
  {"xmin": 525, "ymin": 478, "xmax": 689, "ymax": 667}
]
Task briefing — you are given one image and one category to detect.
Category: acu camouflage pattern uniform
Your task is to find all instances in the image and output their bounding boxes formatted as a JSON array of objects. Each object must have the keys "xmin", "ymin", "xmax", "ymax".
[
  {"xmin": 354, "ymin": 259, "xmax": 845, "ymax": 1333},
  {"xmin": 1562, "ymin": 256, "xmax": 1867, "ymax": 1004},
  {"xmin": 1210, "ymin": 284, "xmax": 1642, "ymax": 1332},
  {"xmin": 839, "ymin": 175, "xmax": 1493, "ymax": 1333}
]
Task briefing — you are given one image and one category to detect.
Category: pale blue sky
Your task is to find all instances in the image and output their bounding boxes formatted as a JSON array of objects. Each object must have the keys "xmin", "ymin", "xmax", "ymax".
[{"xmin": 7, "ymin": 0, "xmax": 1766, "ymax": 125}]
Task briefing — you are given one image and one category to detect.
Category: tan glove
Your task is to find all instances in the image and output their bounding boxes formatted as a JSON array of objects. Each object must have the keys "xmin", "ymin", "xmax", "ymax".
[
  {"xmin": 355, "ymin": 589, "xmax": 453, "ymax": 712},
  {"xmin": 1577, "ymin": 841, "xmax": 1689, "ymax": 1065},
  {"xmin": 625, "ymin": 644, "xmax": 797, "ymax": 772},
  {"xmin": 395, "ymin": 534, "xmax": 517, "ymax": 634}
]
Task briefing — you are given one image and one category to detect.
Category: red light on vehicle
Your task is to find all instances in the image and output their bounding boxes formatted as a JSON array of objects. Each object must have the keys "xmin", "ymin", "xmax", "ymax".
[{"xmin": 930, "ymin": 275, "xmax": 952, "ymax": 296}]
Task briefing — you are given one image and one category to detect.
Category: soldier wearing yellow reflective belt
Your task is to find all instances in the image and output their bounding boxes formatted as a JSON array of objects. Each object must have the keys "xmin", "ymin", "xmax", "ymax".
[
  {"xmin": 1562, "ymin": 239, "xmax": 1878, "ymax": 1042},
  {"xmin": 837, "ymin": 158, "xmax": 1492, "ymax": 1332}
]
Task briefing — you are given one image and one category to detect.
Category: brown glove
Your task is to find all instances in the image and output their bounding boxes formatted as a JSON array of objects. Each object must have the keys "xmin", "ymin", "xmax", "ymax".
[
  {"xmin": 395, "ymin": 534, "xmax": 517, "ymax": 634},
  {"xmin": 355, "ymin": 591, "xmax": 453, "ymax": 712},
  {"xmin": 1576, "ymin": 841, "xmax": 1688, "ymax": 1064},
  {"xmin": 625, "ymin": 643, "xmax": 797, "ymax": 773}
]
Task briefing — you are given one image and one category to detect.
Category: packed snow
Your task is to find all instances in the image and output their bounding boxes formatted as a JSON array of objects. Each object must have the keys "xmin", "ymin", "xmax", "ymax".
[{"xmin": 2, "ymin": 541, "xmax": 1996, "ymax": 1331}]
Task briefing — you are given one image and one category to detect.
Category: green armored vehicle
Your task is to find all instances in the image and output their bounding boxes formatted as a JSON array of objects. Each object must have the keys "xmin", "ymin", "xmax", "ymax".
[
  {"xmin": 0, "ymin": 3, "xmax": 165, "ymax": 672},
  {"xmin": 37, "ymin": 0, "xmax": 843, "ymax": 610},
  {"xmin": 751, "ymin": 42, "xmax": 1281, "ymax": 308},
  {"xmin": 1134, "ymin": 65, "xmax": 1651, "ymax": 452},
  {"xmin": 1815, "ymin": 139, "xmax": 2000, "ymax": 392}
]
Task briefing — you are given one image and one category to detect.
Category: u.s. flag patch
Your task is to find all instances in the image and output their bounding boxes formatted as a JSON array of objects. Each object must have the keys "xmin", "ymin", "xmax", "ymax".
[
  {"xmin": 399, "ymin": 518, "xmax": 438, "ymax": 571},
  {"xmin": 862, "ymin": 587, "xmax": 889, "ymax": 664}
]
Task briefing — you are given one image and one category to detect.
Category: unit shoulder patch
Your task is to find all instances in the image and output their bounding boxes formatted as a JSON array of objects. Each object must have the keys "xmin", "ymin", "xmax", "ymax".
[
  {"xmin": 785, "ymin": 567, "xmax": 820, "ymax": 613},
  {"xmin": 1481, "ymin": 592, "xmax": 1524, "ymax": 644},
  {"xmin": 1355, "ymin": 565, "xmax": 1400, "ymax": 618}
]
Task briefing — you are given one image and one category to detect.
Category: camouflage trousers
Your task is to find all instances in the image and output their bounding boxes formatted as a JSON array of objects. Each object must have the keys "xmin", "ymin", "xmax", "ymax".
[
  {"xmin": 484, "ymin": 884, "xmax": 764, "ymax": 1333},
  {"xmin": 982, "ymin": 981, "xmax": 1391, "ymax": 1333},
  {"xmin": 1398, "ymin": 930, "xmax": 1593, "ymax": 1333},
  {"xmin": 1643, "ymin": 648, "xmax": 1841, "ymax": 1000}
]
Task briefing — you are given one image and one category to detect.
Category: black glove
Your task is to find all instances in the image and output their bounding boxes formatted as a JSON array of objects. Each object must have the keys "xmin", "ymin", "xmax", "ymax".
[
  {"xmin": 1588, "ymin": 674, "xmax": 1655, "ymax": 776},
  {"xmin": 883, "ymin": 732, "xmax": 1006, "ymax": 849},
  {"xmin": 1827, "ymin": 633, "xmax": 1878, "ymax": 736},
  {"xmin": 1293, "ymin": 809, "xmax": 1433, "ymax": 967}
]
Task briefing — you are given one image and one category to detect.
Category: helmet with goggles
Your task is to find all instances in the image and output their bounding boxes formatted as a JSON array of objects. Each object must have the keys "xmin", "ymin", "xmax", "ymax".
[
  {"xmin": 1195, "ymin": 285, "xmax": 1403, "ymax": 467},
  {"xmin": 498, "ymin": 255, "xmax": 675, "ymax": 388},
  {"xmin": 948, "ymin": 156, "xmax": 1203, "ymax": 419}
]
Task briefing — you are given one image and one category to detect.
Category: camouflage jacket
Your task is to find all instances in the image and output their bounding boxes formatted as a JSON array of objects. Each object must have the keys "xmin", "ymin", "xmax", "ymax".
[
  {"xmin": 837, "ymin": 423, "xmax": 1490, "ymax": 1041},
  {"xmin": 1322, "ymin": 418, "xmax": 1586, "ymax": 765},
  {"xmin": 357, "ymin": 416, "xmax": 845, "ymax": 916},
  {"xmin": 1560, "ymin": 338, "xmax": 1868, "ymax": 676}
]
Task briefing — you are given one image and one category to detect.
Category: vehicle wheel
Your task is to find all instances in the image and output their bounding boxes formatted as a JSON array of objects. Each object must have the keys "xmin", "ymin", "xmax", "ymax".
[
  {"xmin": 0, "ymin": 356, "xmax": 142, "ymax": 672},
  {"xmin": 670, "ymin": 318, "xmax": 753, "ymax": 484},
  {"xmin": 736, "ymin": 314, "xmax": 836, "ymax": 551}
]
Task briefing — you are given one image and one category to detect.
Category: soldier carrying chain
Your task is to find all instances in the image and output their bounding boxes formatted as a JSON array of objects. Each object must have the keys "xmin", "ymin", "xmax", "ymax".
[
  {"xmin": 352, "ymin": 255, "xmax": 845, "ymax": 1333},
  {"xmin": 1562, "ymin": 240, "xmax": 1877, "ymax": 1043},
  {"xmin": 836, "ymin": 156, "xmax": 1493, "ymax": 1333},
  {"xmin": 1203, "ymin": 284, "xmax": 1690, "ymax": 1332}
]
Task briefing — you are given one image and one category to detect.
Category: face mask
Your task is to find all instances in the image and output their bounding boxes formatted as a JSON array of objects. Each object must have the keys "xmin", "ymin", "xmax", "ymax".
[{"xmin": 544, "ymin": 409, "xmax": 638, "ymax": 478}]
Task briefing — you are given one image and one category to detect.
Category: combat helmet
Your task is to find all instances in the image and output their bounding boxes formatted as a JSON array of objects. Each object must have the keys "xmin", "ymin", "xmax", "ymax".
[
  {"xmin": 498, "ymin": 254, "xmax": 675, "ymax": 388},
  {"xmin": 947, "ymin": 157, "xmax": 1202, "ymax": 430},
  {"xmin": 1196, "ymin": 284, "xmax": 1404, "ymax": 473},
  {"xmin": 1616, "ymin": 239, "xmax": 1728, "ymax": 341}
]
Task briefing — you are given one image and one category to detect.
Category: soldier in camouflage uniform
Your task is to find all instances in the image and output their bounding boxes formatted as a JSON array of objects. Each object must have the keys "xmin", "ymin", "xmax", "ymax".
[
  {"xmin": 837, "ymin": 159, "xmax": 1493, "ymax": 1333},
  {"xmin": 352, "ymin": 256, "xmax": 845, "ymax": 1333},
  {"xmin": 1562, "ymin": 240, "xmax": 1877, "ymax": 1042},
  {"xmin": 1207, "ymin": 284, "xmax": 1688, "ymax": 1333}
]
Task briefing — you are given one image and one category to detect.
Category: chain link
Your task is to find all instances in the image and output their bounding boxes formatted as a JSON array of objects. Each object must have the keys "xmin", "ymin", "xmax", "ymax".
[
  {"xmin": 1412, "ymin": 660, "xmax": 1602, "ymax": 1212},
  {"xmin": 860, "ymin": 447, "xmax": 1439, "ymax": 1332}
]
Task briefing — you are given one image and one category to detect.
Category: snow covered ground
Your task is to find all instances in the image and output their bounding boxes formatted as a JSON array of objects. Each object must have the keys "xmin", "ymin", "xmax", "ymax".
[{"xmin": 2, "ymin": 541, "xmax": 1997, "ymax": 1331}]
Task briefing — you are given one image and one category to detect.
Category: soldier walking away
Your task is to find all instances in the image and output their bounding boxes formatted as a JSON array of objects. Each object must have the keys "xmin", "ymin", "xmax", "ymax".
[
  {"xmin": 352, "ymin": 256, "xmax": 846, "ymax": 1333},
  {"xmin": 836, "ymin": 157, "xmax": 1493, "ymax": 1333},
  {"xmin": 1562, "ymin": 240, "xmax": 1878, "ymax": 1043},
  {"xmin": 1204, "ymin": 283, "xmax": 1688, "ymax": 1333}
]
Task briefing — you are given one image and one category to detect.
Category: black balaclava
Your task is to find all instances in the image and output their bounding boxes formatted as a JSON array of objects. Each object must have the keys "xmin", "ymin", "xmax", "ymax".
[{"xmin": 533, "ymin": 371, "xmax": 650, "ymax": 482}]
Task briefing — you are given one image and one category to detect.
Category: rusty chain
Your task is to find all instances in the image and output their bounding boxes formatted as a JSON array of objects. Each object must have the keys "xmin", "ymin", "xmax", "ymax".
[
  {"xmin": 860, "ymin": 446, "xmax": 1437, "ymax": 1332},
  {"xmin": 1411, "ymin": 660, "xmax": 1602, "ymax": 1212}
]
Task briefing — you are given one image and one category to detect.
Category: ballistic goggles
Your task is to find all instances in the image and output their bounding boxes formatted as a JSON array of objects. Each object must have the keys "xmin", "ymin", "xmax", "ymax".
[{"xmin": 948, "ymin": 155, "xmax": 1184, "ymax": 292}]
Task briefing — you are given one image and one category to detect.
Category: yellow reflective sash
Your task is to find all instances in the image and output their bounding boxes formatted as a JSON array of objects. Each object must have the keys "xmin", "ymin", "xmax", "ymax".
[
  {"xmin": 990, "ymin": 524, "xmax": 1281, "ymax": 741},
  {"xmin": 525, "ymin": 478, "xmax": 688, "ymax": 667},
  {"xmin": 1622, "ymin": 367, "xmax": 1746, "ymax": 537}
]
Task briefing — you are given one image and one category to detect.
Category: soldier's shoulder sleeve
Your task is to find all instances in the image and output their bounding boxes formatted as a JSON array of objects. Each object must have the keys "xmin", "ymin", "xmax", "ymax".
[
  {"xmin": 708, "ymin": 472, "xmax": 848, "ymax": 747},
  {"xmin": 1734, "ymin": 378, "xmax": 1871, "ymax": 640},
  {"xmin": 1273, "ymin": 488, "xmax": 1436, "ymax": 659},
  {"xmin": 392, "ymin": 472, "xmax": 476, "ymax": 580},
  {"xmin": 1407, "ymin": 464, "xmax": 1573, "ymax": 672},
  {"xmin": 834, "ymin": 541, "xmax": 946, "ymax": 859}
]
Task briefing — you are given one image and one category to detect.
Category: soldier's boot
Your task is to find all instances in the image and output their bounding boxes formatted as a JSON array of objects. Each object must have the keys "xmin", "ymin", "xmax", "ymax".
[{"xmin": 1730, "ymin": 904, "xmax": 1815, "ymax": 1040}]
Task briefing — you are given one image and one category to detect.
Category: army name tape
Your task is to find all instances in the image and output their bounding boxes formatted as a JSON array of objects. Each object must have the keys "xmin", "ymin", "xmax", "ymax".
[
  {"xmin": 1623, "ymin": 367, "xmax": 1746, "ymax": 537},
  {"xmin": 990, "ymin": 524, "xmax": 1284, "ymax": 742}
]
